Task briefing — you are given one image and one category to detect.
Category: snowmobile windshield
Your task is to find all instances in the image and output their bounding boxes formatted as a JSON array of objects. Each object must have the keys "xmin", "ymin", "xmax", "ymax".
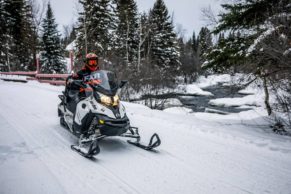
[{"xmin": 86, "ymin": 70, "xmax": 118, "ymax": 96}]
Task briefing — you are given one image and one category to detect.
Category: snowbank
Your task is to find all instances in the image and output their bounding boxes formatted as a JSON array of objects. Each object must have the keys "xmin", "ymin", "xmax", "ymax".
[
  {"xmin": 209, "ymin": 95, "xmax": 261, "ymax": 107},
  {"xmin": 132, "ymin": 98, "xmax": 183, "ymax": 109},
  {"xmin": 205, "ymin": 108, "xmax": 229, "ymax": 115},
  {"xmin": 238, "ymin": 88, "xmax": 256, "ymax": 95},
  {"xmin": 196, "ymin": 74, "xmax": 231, "ymax": 88},
  {"xmin": 194, "ymin": 107, "xmax": 268, "ymax": 123},
  {"xmin": 184, "ymin": 84, "xmax": 213, "ymax": 96},
  {"xmin": 0, "ymin": 74, "xmax": 27, "ymax": 82},
  {"xmin": 163, "ymin": 98, "xmax": 183, "ymax": 107},
  {"xmin": 163, "ymin": 107, "xmax": 193, "ymax": 115},
  {"xmin": 196, "ymin": 73, "xmax": 255, "ymax": 88}
]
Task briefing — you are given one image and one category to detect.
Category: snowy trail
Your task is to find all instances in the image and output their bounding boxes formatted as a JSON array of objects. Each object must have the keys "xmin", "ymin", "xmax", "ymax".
[{"xmin": 0, "ymin": 80, "xmax": 291, "ymax": 194}]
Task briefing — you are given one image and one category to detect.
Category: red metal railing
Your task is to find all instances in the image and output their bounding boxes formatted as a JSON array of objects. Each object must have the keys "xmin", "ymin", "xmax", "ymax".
[
  {"xmin": 36, "ymin": 73, "xmax": 70, "ymax": 85},
  {"xmin": 0, "ymin": 51, "xmax": 75, "ymax": 85},
  {"xmin": 36, "ymin": 74, "xmax": 70, "ymax": 79},
  {"xmin": 0, "ymin": 71, "xmax": 70, "ymax": 85}
]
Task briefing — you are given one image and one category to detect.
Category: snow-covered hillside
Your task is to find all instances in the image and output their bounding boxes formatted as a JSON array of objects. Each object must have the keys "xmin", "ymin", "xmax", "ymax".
[{"xmin": 0, "ymin": 80, "xmax": 291, "ymax": 194}]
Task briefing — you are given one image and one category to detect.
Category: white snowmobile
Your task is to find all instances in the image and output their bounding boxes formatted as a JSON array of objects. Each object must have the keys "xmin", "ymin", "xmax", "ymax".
[{"xmin": 58, "ymin": 70, "xmax": 161, "ymax": 158}]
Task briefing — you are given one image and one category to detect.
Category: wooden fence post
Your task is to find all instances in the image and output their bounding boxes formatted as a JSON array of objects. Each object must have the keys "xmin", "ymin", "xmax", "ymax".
[{"xmin": 36, "ymin": 54, "xmax": 40, "ymax": 74}]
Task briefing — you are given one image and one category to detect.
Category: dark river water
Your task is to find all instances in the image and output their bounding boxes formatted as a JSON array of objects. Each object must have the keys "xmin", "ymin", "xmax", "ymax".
[{"xmin": 178, "ymin": 83, "xmax": 253, "ymax": 114}]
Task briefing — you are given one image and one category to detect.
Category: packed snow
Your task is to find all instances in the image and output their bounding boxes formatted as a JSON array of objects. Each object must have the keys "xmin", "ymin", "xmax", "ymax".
[
  {"xmin": 0, "ymin": 79, "xmax": 291, "ymax": 194},
  {"xmin": 163, "ymin": 107, "xmax": 193, "ymax": 115}
]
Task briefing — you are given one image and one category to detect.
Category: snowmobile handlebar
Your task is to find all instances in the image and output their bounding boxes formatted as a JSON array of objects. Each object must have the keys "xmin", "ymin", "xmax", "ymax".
[
  {"xmin": 72, "ymin": 80, "xmax": 90, "ymax": 88},
  {"xmin": 72, "ymin": 79, "xmax": 100, "ymax": 89}
]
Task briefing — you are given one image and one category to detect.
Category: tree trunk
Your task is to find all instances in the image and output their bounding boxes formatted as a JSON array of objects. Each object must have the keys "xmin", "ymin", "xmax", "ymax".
[{"xmin": 263, "ymin": 76, "xmax": 272, "ymax": 116}]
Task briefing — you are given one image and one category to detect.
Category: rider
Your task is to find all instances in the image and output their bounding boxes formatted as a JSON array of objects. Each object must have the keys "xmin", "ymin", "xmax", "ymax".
[
  {"xmin": 65, "ymin": 53, "xmax": 100, "ymax": 110},
  {"xmin": 67, "ymin": 53, "xmax": 100, "ymax": 94},
  {"xmin": 64, "ymin": 53, "xmax": 101, "ymax": 140},
  {"xmin": 72, "ymin": 52, "xmax": 100, "ymax": 81}
]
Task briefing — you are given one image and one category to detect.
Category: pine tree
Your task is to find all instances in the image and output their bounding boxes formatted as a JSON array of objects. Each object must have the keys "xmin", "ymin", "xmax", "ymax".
[
  {"xmin": 4, "ymin": 0, "xmax": 23, "ymax": 70},
  {"xmin": 197, "ymin": 27, "xmax": 212, "ymax": 64},
  {"xmin": 148, "ymin": 0, "xmax": 180, "ymax": 76},
  {"xmin": 0, "ymin": 0, "xmax": 7, "ymax": 70},
  {"xmin": 204, "ymin": 0, "xmax": 290, "ymax": 74},
  {"xmin": 62, "ymin": 24, "xmax": 75, "ymax": 49},
  {"xmin": 0, "ymin": 0, "xmax": 18, "ymax": 71},
  {"xmin": 0, "ymin": 0, "xmax": 36, "ymax": 71},
  {"xmin": 40, "ymin": 2, "xmax": 66, "ymax": 73},
  {"xmin": 76, "ymin": 0, "xmax": 115, "ymax": 59},
  {"xmin": 19, "ymin": 0, "xmax": 37, "ymax": 71},
  {"xmin": 218, "ymin": 33, "xmax": 225, "ymax": 43},
  {"xmin": 76, "ymin": 0, "xmax": 96, "ymax": 57},
  {"xmin": 114, "ymin": 0, "xmax": 139, "ymax": 67},
  {"xmin": 203, "ymin": 33, "xmax": 248, "ymax": 73},
  {"xmin": 179, "ymin": 37, "xmax": 198, "ymax": 82},
  {"xmin": 191, "ymin": 31, "xmax": 199, "ymax": 55}
]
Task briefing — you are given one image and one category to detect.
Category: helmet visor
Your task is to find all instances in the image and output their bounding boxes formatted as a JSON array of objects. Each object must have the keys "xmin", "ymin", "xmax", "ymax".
[{"xmin": 88, "ymin": 59, "xmax": 97, "ymax": 66}]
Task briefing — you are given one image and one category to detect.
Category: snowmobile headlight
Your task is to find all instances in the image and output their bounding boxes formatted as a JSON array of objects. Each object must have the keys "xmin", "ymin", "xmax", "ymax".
[
  {"xmin": 113, "ymin": 95, "xmax": 120, "ymax": 107},
  {"xmin": 100, "ymin": 95, "xmax": 112, "ymax": 106},
  {"xmin": 100, "ymin": 94, "xmax": 119, "ymax": 107},
  {"xmin": 99, "ymin": 119, "xmax": 105, "ymax": 124}
]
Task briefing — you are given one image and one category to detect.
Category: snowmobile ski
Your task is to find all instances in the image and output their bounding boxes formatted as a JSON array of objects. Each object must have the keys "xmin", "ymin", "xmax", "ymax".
[
  {"xmin": 127, "ymin": 133, "xmax": 161, "ymax": 151},
  {"xmin": 123, "ymin": 127, "xmax": 161, "ymax": 151},
  {"xmin": 71, "ymin": 140, "xmax": 100, "ymax": 158}
]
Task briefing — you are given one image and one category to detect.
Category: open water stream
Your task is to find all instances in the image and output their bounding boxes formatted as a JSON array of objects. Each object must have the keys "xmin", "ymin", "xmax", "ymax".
[{"xmin": 178, "ymin": 83, "xmax": 253, "ymax": 114}]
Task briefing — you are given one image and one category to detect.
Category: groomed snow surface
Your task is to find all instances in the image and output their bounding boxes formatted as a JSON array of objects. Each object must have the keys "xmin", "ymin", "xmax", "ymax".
[{"xmin": 1, "ymin": 79, "xmax": 291, "ymax": 194}]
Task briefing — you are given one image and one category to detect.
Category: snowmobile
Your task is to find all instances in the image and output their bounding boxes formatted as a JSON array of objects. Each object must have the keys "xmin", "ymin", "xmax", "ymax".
[{"xmin": 58, "ymin": 70, "xmax": 161, "ymax": 158}]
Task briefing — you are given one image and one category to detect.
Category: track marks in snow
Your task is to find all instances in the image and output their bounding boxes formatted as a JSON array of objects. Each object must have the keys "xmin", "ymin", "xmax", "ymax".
[
  {"xmin": 127, "ymin": 108, "xmax": 291, "ymax": 194},
  {"xmin": 0, "ymin": 82, "xmax": 140, "ymax": 194}
]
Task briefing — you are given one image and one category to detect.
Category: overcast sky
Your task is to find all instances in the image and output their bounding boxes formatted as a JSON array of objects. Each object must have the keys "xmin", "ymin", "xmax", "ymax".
[{"xmin": 38, "ymin": 0, "xmax": 222, "ymax": 38}]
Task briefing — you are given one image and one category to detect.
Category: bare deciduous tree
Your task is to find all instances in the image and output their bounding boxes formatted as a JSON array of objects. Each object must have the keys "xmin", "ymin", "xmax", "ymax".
[{"xmin": 201, "ymin": 6, "xmax": 219, "ymax": 28}]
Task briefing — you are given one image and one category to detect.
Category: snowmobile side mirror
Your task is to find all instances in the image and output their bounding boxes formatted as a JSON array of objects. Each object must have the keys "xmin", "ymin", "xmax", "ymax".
[{"xmin": 119, "ymin": 80, "xmax": 128, "ymax": 88}]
